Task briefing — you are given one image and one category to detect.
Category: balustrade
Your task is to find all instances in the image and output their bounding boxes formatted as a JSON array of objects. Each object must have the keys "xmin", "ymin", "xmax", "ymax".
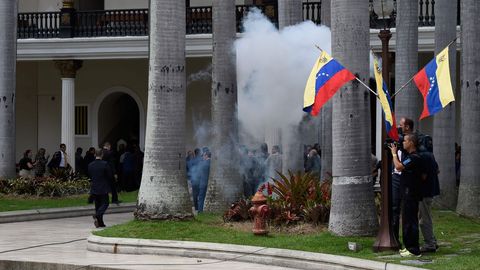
[
  {"xmin": 16, "ymin": 1, "xmax": 458, "ymax": 39},
  {"xmin": 17, "ymin": 12, "xmax": 60, "ymax": 38}
]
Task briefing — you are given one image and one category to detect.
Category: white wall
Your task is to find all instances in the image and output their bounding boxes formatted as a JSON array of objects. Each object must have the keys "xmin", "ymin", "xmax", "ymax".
[
  {"xmin": 104, "ymin": 0, "xmax": 148, "ymax": 10},
  {"xmin": 16, "ymin": 62, "xmax": 39, "ymax": 161},
  {"xmin": 16, "ymin": 58, "xmax": 213, "ymax": 158},
  {"xmin": 19, "ymin": 0, "xmax": 62, "ymax": 12}
]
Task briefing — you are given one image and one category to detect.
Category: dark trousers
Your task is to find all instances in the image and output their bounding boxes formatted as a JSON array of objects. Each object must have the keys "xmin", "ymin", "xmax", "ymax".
[
  {"xmin": 402, "ymin": 194, "xmax": 420, "ymax": 255},
  {"xmin": 192, "ymin": 181, "xmax": 199, "ymax": 210},
  {"xmin": 391, "ymin": 173, "xmax": 402, "ymax": 244},
  {"xmin": 108, "ymin": 177, "xmax": 118, "ymax": 203},
  {"xmin": 94, "ymin": 194, "xmax": 109, "ymax": 225}
]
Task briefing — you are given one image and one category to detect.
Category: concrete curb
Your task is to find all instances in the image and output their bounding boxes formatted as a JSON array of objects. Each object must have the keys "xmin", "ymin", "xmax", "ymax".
[
  {"xmin": 87, "ymin": 235, "xmax": 423, "ymax": 270},
  {"xmin": 0, "ymin": 203, "xmax": 136, "ymax": 223}
]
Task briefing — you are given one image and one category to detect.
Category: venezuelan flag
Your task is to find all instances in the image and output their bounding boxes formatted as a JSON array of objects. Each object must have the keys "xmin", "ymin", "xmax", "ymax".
[
  {"xmin": 373, "ymin": 57, "xmax": 399, "ymax": 141},
  {"xmin": 303, "ymin": 50, "xmax": 355, "ymax": 116},
  {"xmin": 413, "ymin": 47, "xmax": 455, "ymax": 120}
]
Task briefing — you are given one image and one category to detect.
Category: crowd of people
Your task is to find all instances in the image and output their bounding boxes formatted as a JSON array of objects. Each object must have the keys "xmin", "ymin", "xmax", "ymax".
[
  {"xmin": 185, "ymin": 142, "xmax": 323, "ymax": 213},
  {"xmin": 17, "ymin": 141, "xmax": 144, "ymax": 193}
]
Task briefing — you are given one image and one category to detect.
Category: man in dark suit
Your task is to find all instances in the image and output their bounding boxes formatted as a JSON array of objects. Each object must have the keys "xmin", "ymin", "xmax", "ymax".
[
  {"xmin": 88, "ymin": 148, "xmax": 113, "ymax": 228},
  {"xmin": 48, "ymin": 143, "xmax": 70, "ymax": 171},
  {"xmin": 102, "ymin": 142, "xmax": 120, "ymax": 204}
]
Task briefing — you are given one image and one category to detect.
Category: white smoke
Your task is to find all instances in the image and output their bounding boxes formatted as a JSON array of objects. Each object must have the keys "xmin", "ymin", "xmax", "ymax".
[
  {"xmin": 187, "ymin": 64, "xmax": 212, "ymax": 86},
  {"xmin": 235, "ymin": 9, "xmax": 332, "ymax": 144}
]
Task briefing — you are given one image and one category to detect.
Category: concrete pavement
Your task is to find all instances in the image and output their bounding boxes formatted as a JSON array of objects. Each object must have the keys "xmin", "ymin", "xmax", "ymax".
[{"xmin": 0, "ymin": 212, "xmax": 298, "ymax": 270}]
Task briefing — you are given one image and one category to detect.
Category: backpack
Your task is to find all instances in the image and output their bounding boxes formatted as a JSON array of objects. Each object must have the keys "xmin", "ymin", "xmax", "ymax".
[{"xmin": 417, "ymin": 133, "xmax": 433, "ymax": 153}]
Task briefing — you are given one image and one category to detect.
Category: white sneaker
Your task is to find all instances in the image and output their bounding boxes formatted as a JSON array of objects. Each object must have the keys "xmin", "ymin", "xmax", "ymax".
[{"xmin": 400, "ymin": 249, "xmax": 422, "ymax": 258}]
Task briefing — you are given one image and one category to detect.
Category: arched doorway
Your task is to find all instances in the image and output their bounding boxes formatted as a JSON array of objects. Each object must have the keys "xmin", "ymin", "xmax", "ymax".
[{"xmin": 92, "ymin": 87, "xmax": 145, "ymax": 150}]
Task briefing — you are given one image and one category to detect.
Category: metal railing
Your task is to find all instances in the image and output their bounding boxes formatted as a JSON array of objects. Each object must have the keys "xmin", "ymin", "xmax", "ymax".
[
  {"xmin": 17, "ymin": 1, "xmax": 458, "ymax": 39},
  {"xmin": 17, "ymin": 12, "xmax": 60, "ymax": 38}
]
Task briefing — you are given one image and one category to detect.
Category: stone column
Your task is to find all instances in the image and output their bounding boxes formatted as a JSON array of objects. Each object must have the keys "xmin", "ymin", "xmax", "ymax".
[{"xmin": 55, "ymin": 60, "xmax": 82, "ymax": 171}]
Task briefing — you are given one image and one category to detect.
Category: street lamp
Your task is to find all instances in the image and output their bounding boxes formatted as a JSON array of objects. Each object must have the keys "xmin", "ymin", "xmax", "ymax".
[{"xmin": 372, "ymin": 0, "xmax": 400, "ymax": 252}]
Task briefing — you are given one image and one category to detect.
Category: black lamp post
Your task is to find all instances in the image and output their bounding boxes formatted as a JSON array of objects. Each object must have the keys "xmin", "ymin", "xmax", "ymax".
[{"xmin": 372, "ymin": 0, "xmax": 400, "ymax": 252}]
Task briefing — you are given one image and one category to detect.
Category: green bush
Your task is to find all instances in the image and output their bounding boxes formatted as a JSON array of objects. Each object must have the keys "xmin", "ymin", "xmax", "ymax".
[
  {"xmin": 0, "ymin": 177, "xmax": 90, "ymax": 197},
  {"xmin": 223, "ymin": 171, "xmax": 332, "ymax": 226}
]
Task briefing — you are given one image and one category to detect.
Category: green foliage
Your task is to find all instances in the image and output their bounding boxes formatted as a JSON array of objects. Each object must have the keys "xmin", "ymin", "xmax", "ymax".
[
  {"xmin": 0, "ymin": 177, "xmax": 90, "ymax": 197},
  {"xmin": 98, "ymin": 211, "xmax": 480, "ymax": 270},
  {"xmin": 264, "ymin": 170, "xmax": 332, "ymax": 225},
  {"xmin": 223, "ymin": 199, "xmax": 252, "ymax": 222},
  {"xmin": 0, "ymin": 190, "xmax": 138, "ymax": 212},
  {"xmin": 223, "ymin": 171, "xmax": 333, "ymax": 226}
]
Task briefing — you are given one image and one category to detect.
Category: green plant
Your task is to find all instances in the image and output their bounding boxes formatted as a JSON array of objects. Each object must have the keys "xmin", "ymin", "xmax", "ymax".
[
  {"xmin": 223, "ymin": 199, "xmax": 252, "ymax": 222},
  {"xmin": 253, "ymin": 171, "xmax": 332, "ymax": 226},
  {"xmin": 1, "ymin": 177, "xmax": 90, "ymax": 197}
]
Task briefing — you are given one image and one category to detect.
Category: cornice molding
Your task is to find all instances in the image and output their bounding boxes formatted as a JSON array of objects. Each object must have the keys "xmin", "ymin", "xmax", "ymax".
[{"xmin": 17, "ymin": 27, "xmax": 461, "ymax": 61}]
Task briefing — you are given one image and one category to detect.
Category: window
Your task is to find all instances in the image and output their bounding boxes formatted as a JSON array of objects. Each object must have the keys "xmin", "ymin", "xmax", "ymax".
[{"xmin": 75, "ymin": 105, "xmax": 88, "ymax": 135}]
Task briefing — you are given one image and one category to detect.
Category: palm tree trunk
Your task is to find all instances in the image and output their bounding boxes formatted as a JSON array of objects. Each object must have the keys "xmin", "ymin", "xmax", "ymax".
[
  {"xmin": 329, "ymin": 0, "xmax": 378, "ymax": 236},
  {"xmin": 0, "ymin": 0, "xmax": 17, "ymax": 179},
  {"xmin": 457, "ymin": 0, "xmax": 480, "ymax": 218},
  {"xmin": 135, "ymin": 0, "xmax": 193, "ymax": 220},
  {"xmin": 320, "ymin": 0, "xmax": 332, "ymax": 180},
  {"xmin": 278, "ymin": 0, "xmax": 304, "ymax": 174},
  {"xmin": 203, "ymin": 0, "xmax": 242, "ymax": 213},
  {"xmin": 395, "ymin": 0, "xmax": 421, "ymax": 126},
  {"xmin": 433, "ymin": 0, "xmax": 457, "ymax": 210}
]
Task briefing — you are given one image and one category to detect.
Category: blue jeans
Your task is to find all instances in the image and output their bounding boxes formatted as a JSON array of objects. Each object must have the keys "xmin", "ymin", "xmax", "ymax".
[{"xmin": 197, "ymin": 184, "xmax": 208, "ymax": 212}]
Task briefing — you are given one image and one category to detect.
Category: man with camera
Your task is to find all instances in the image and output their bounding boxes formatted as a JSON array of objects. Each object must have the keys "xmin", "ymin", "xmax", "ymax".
[{"xmin": 389, "ymin": 133, "xmax": 423, "ymax": 257}]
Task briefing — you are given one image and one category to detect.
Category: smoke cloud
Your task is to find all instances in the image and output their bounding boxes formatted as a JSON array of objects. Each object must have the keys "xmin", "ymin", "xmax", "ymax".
[{"xmin": 235, "ymin": 9, "xmax": 332, "ymax": 146}]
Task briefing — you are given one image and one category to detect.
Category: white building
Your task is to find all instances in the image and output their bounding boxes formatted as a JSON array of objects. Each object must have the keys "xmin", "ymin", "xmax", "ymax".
[{"xmin": 14, "ymin": 0, "xmax": 460, "ymax": 166}]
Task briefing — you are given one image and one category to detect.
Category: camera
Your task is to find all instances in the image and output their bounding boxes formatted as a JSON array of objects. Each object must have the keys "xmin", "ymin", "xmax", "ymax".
[{"xmin": 383, "ymin": 138, "xmax": 400, "ymax": 150}]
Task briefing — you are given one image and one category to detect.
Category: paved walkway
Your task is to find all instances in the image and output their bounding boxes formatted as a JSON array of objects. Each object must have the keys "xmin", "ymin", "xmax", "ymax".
[{"xmin": 0, "ymin": 213, "xmax": 298, "ymax": 270}]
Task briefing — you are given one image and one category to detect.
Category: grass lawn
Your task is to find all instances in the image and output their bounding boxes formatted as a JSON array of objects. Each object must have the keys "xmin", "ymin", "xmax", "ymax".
[
  {"xmin": 95, "ymin": 210, "xmax": 480, "ymax": 270},
  {"xmin": 0, "ymin": 191, "xmax": 138, "ymax": 212}
]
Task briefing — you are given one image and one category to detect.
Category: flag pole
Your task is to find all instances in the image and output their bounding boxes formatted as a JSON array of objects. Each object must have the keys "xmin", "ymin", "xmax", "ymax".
[
  {"xmin": 391, "ymin": 36, "xmax": 459, "ymax": 98},
  {"xmin": 356, "ymin": 78, "xmax": 379, "ymax": 97},
  {"xmin": 315, "ymin": 45, "xmax": 378, "ymax": 97}
]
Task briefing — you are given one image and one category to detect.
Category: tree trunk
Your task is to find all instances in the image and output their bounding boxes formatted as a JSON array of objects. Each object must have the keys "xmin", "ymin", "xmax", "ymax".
[
  {"xmin": 135, "ymin": 0, "xmax": 193, "ymax": 220},
  {"xmin": 204, "ymin": 0, "xmax": 242, "ymax": 213},
  {"xmin": 395, "ymin": 0, "xmax": 420, "ymax": 126},
  {"xmin": 457, "ymin": 0, "xmax": 480, "ymax": 218},
  {"xmin": 278, "ymin": 0, "xmax": 303, "ymax": 29},
  {"xmin": 320, "ymin": 0, "xmax": 332, "ymax": 180},
  {"xmin": 276, "ymin": 0, "xmax": 305, "ymax": 174},
  {"xmin": 0, "ymin": 0, "xmax": 17, "ymax": 179},
  {"xmin": 329, "ymin": 0, "xmax": 378, "ymax": 236},
  {"xmin": 433, "ymin": 0, "xmax": 457, "ymax": 210}
]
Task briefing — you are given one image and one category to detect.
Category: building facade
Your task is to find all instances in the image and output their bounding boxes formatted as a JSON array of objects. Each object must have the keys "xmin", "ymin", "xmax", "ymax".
[{"xmin": 14, "ymin": 0, "xmax": 460, "ymax": 168}]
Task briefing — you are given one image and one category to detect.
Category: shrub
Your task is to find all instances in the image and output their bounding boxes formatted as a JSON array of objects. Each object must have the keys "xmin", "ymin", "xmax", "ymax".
[
  {"xmin": 223, "ymin": 199, "xmax": 252, "ymax": 222},
  {"xmin": 223, "ymin": 171, "xmax": 332, "ymax": 226},
  {"xmin": 0, "ymin": 177, "xmax": 90, "ymax": 197}
]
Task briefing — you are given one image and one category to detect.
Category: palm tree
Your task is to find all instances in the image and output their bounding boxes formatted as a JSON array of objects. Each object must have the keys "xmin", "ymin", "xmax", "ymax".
[
  {"xmin": 134, "ymin": 0, "xmax": 193, "ymax": 220},
  {"xmin": 433, "ymin": 0, "xmax": 457, "ymax": 209},
  {"xmin": 457, "ymin": 0, "xmax": 480, "ymax": 218},
  {"xmin": 0, "ymin": 1, "xmax": 17, "ymax": 179},
  {"xmin": 203, "ymin": 0, "xmax": 242, "ymax": 213},
  {"xmin": 329, "ymin": 0, "xmax": 378, "ymax": 236},
  {"xmin": 320, "ymin": 0, "xmax": 332, "ymax": 180},
  {"xmin": 395, "ymin": 0, "xmax": 421, "ymax": 126},
  {"xmin": 277, "ymin": 0, "xmax": 304, "ymax": 174}
]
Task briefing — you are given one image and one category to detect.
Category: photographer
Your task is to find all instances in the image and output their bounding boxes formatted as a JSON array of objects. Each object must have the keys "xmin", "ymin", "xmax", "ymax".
[{"xmin": 389, "ymin": 133, "xmax": 423, "ymax": 257}]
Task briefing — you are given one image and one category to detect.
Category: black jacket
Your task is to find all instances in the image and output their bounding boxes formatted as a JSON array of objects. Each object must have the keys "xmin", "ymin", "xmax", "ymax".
[{"xmin": 88, "ymin": 159, "xmax": 113, "ymax": 195}]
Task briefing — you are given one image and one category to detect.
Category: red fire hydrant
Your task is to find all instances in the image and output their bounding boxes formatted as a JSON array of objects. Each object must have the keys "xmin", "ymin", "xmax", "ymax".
[{"xmin": 249, "ymin": 191, "xmax": 270, "ymax": 235}]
